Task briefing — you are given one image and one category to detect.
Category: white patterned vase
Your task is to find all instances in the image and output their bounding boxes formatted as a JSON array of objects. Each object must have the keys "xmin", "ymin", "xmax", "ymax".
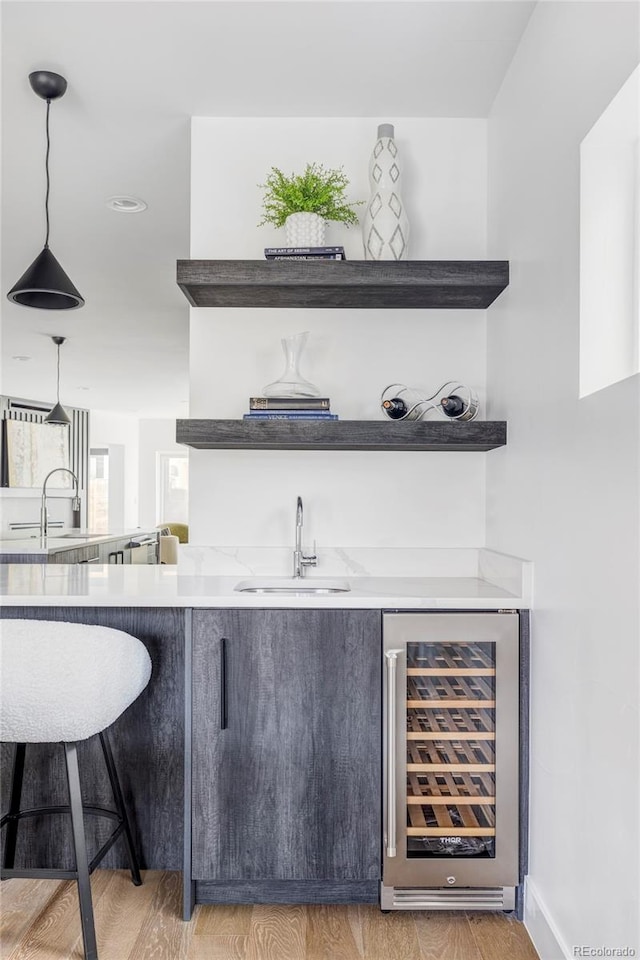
[
  {"xmin": 362, "ymin": 123, "xmax": 410, "ymax": 261},
  {"xmin": 284, "ymin": 212, "xmax": 326, "ymax": 247}
]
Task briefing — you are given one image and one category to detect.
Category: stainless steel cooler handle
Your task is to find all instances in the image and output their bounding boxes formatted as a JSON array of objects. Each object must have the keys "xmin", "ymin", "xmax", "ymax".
[{"xmin": 385, "ymin": 649, "xmax": 403, "ymax": 858}]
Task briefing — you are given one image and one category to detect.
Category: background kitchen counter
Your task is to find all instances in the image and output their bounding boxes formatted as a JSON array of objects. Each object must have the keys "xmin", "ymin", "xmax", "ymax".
[{"xmin": 0, "ymin": 528, "xmax": 158, "ymax": 556}]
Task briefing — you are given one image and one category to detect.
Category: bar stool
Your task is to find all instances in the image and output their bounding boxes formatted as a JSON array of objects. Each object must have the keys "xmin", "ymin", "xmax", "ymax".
[{"xmin": 0, "ymin": 619, "xmax": 152, "ymax": 960}]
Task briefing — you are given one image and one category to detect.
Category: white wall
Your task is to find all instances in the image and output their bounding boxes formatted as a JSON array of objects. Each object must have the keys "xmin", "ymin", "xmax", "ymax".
[
  {"xmin": 138, "ymin": 418, "xmax": 185, "ymax": 529},
  {"xmin": 90, "ymin": 409, "xmax": 139, "ymax": 530},
  {"xmin": 189, "ymin": 117, "xmax": 489, "ymax": 548},
  {"xmin": 486, "ymin": 4, "xmax": 639, "ymax": 955}
]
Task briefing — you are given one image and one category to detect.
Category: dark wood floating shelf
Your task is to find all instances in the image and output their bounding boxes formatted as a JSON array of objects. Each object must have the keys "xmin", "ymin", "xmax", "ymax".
[
  {"xmin": 176, "ymin": 419, "xmax": 507, "ymax": 452},
  {"xmin": 177, "ymin": 260, "xmax": 509, "ymax": 309}
]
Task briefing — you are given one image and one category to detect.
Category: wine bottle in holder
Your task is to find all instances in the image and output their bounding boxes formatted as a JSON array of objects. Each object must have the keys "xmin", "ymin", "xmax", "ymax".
[{"xmin": 380, "ymin": 381, "xmax": 479, "ymax": 422}]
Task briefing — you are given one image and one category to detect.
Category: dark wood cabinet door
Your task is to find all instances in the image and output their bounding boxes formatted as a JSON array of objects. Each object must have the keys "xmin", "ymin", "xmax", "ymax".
[{"xmin": 191, "ymin": 608, "xmax": 381, "ymax": 882}]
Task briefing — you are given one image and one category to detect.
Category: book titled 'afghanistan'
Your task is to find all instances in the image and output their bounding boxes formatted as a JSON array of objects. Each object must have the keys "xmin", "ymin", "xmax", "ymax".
[{"xmin": 249, "ymin": 397, "xmax": 330, "ymax": 411}]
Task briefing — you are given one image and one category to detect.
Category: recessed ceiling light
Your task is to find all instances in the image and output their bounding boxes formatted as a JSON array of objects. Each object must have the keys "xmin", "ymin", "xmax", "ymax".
[
  {"xmin": 106, "ymin": 196, "xmax": 148, "ymax": 214},
  {"xmin": 77, "ymin": 386, "xmax": 90, "ymax": 391},
  {"xmin": 12, "ymin": 355, "xmax": 31, "ymax": 361}
]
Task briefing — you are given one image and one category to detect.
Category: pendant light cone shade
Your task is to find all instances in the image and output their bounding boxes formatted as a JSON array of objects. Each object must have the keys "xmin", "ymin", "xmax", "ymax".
[
  {"xmin": 6, "ymin": 70, "xmax": 84, "ymax": 310},
  {"xmin": 44, "ymin": 401, "xmax": 71, "ymax": 425},
  {"xmin": 7, "ymin": 247, "xmax": 84, "ymax": 309},
  {"xmin": 44, "ymin": 336, "xmax": 71, "ymax": 425}
]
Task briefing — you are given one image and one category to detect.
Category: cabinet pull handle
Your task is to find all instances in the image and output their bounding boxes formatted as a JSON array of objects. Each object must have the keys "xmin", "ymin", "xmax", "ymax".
[
  {"xmin": 385, "ymin": 648, "xmax": 403, "ymax": 858},
  {"xmin": 118, "ymin": 550, "xmax": 125, "ymax": 564},
  {"xmin": 220, "ymin": 638, "xmax": 228, "ymax": 730},
  {"xmin": 108, "ymin": 551, "xmax": 117, "ymax": 564}
]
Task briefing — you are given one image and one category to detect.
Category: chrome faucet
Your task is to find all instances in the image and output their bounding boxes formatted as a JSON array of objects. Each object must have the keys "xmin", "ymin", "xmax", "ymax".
[
  {"xmin": 293, "ymin": 496, "xmax": 317, "ymax": 578},
  {"xmin": 41, "ymin": 468, "xmax": 81, "ymax": 539}
]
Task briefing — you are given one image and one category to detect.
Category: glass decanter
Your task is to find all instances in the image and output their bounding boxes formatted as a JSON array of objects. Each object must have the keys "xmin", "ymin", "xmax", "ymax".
[{"xmin": 263, "ymin": 331, "xmax": 320, "ymax": 398}]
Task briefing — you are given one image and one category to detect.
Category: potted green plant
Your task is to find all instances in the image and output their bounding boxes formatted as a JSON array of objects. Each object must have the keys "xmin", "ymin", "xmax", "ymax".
[{"xmin": 258, "ymin": 162, "xmax": 363, "ymax": 247}]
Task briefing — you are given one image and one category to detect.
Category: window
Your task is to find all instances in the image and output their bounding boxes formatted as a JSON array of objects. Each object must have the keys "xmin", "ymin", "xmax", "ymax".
[
  {"xmin": 88, "ymin": 448, "xmax": 109, "ymax": 533},
  {"xmin": 157, "ymin": 453, "xmax": 189, "ymax": 525},
  {"xmin": 580, "ymin": 65, "xmax": 639, "ymax": 397}
]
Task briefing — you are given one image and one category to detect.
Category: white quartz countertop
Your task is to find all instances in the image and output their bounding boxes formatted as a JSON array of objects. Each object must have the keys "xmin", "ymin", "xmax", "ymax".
[
  {"xmin": 0, "ymin": 564, "xmax": 528, "ymax": 608},
  {"xmin": 0, "ymin": 529, "xmax": 157, "ymax": 556}
]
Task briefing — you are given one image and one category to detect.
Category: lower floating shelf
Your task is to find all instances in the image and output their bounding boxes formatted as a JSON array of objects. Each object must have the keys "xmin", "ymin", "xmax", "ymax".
[{"xmin": 176, "ymin": 419, "xmax": 507, "ymax": 452}]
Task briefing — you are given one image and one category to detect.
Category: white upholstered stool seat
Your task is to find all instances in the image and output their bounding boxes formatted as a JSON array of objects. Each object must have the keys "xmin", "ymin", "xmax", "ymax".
[
  {"xmin": 1, "ymin": 619, "xmax": 152, "ymax": 742},
  {"xmin": 0, "ymin": 618, "xmax": 152, "ymax": 960}
]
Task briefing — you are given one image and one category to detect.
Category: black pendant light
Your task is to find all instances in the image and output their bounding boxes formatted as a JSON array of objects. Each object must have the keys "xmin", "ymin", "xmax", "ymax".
[
  {"xmin": 7, "ymin": 71, "xmax": 84, "ymax": 310},
  {"xmin": 44, "ymin": 336, "xmax": 71, "ymax": 425}
]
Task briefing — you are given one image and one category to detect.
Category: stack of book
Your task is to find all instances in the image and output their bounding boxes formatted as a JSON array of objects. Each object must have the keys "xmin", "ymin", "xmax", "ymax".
[
  {"xmin": 243, "ymin": 397, "xmax": 338, "ymax": 420},
  {"xmin": 264, "ymin": 246, "xmax": 346, "ymax": 261}
]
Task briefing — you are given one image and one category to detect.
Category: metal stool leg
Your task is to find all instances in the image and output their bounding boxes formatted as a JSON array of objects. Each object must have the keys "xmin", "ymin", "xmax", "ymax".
[
  {"xmin": 98, "ymin": 732, "xmax": 142, "ymax": 886},
  {"xmin": 3, "ymin": 743, "xmax": 26, "ymax": 870},
  {"xmin": 64, "ymin": 742, "xmax": 98, "ymax": 960}
]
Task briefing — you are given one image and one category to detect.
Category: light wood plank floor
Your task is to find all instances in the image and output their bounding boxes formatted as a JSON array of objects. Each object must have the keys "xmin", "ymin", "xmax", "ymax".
[{"xmin": 1, "ymin": 870, "xmax": 540, "ymax": 960}]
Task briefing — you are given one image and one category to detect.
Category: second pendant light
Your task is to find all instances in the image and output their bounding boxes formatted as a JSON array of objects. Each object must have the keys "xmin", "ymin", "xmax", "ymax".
[{"xmin": 44, "ymin": 336, "xmax": 71, "ymax": 425}]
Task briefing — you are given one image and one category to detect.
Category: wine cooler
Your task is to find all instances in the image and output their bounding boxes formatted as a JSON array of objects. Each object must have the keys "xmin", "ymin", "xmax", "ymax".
[{"xmin": 382, "ymin": 612, "xmax": 521, "ymax": 911}]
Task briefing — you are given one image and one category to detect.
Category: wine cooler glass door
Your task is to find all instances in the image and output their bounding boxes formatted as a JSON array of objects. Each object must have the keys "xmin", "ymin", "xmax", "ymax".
[{"xmin": 383, "ymin": 612, "xmax": 520, "ymax": 890}]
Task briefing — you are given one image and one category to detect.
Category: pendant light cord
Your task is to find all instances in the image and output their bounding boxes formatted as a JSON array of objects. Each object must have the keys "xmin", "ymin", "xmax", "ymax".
[
  {"xmin": 56, "ymin": 342, "xmax": 61, "ymax": 402},
  {"xmin": 44, "ymin": 99, "xmax": 51, "ymax": 248}
]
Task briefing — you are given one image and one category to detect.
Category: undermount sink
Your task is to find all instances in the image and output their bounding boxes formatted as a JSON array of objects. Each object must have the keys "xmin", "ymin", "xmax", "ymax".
[
  {"xmin": 234, "ymin": 577, "xmax": 351, "ymax": 594},
  {"xmin": 59, "ymin": 533, "xmax": 105, "ymax": 539}
]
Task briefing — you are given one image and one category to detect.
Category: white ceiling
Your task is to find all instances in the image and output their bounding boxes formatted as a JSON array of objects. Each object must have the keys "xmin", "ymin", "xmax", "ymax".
[{"xmin": 0, "ymin": 0, "xmax": 535, "ymax": 418}]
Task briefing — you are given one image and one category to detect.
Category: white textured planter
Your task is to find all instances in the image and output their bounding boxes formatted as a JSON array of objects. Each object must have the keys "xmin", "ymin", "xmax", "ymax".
[{"xmin": 284, "ymin": 212, "xmax": 326, "ymax": 247}]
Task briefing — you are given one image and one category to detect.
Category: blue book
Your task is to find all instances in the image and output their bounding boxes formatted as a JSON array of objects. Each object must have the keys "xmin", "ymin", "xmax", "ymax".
[{"xmin": 243, "ymin": 412, "xmax": 339, "ymax": 420}]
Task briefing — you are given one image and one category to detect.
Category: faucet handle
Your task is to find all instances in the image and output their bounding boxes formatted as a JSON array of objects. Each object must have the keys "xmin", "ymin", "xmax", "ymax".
[{"xmin": 302, "ymin": 540, "xmax": 318, "ymax": 567}]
